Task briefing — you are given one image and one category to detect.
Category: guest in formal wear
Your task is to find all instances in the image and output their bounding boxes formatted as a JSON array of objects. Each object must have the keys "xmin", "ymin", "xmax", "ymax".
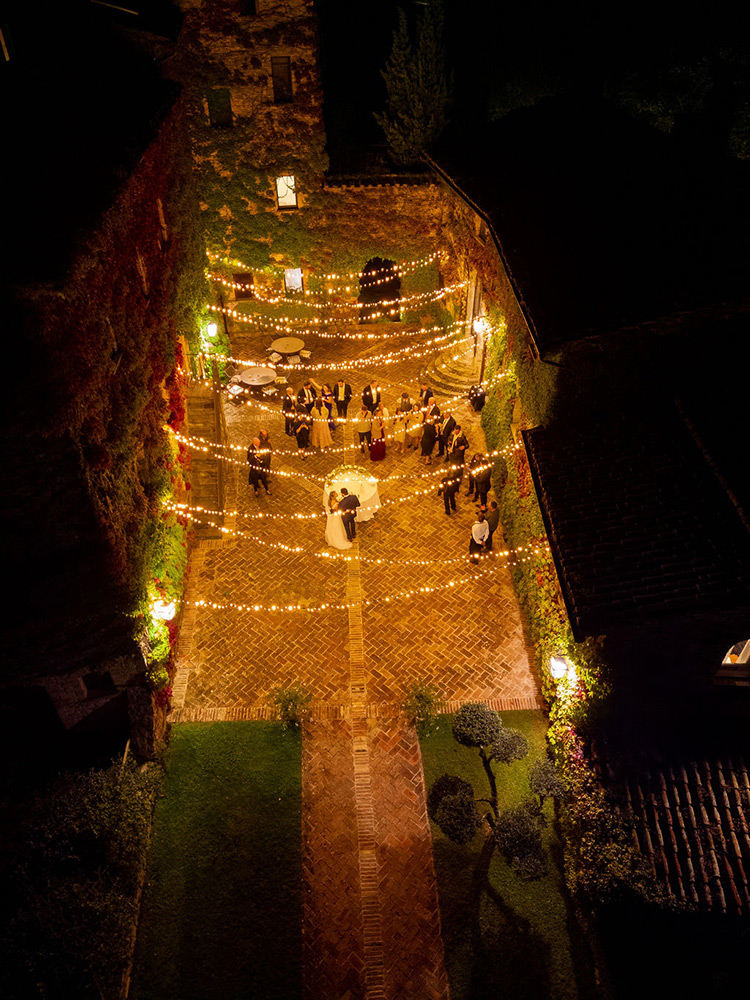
[
  {"xmin": 370, "ymin": 407, "xmax": 387, "ymax": 461},
  {"xmin": 282, "ymin": 386, "xmax": 296, "ymax": 436},
  {"xmin": 466, "ymin": 453, "xmax": 484, "ymax": 496},
  {"xmin": 294, "ymin": 408, "xmax": 311, "ymax": 457},
  {"xmin": 355, "ymin": 406, "xmax": 372, "ymax": 456},
  {"xmin": 449, "ymin": 425, "xmax": 469, "ymax": 474},
  {"xmin": 419, "ymin": 382, "xmax": 434, "ymax": 411},
  {"xmin": 396, "ymin": 390, "xmax": 415, "ymax": 414},
  {"xmin": 297, "ymin": 380, "xmax": 317, "ymax": 413},
  {"xmin": 362, "ymin": 381, "xmax": 381, "ymax": 412},
  {"xmin": 333, "ymin": 379, "xmax": 352, "ymax": 419},
  {"xmin": 485, "ymin": 500, "xmax": 500, "ymax": 552},
  {"xmin": 258, "ymin": 429, "xmax": 272, "ymax": 494},
  {"xmin": 420, "ymin": 414, "xmax": 437, "ymax": 464},
  {"xmin": 440, "ymin": 411, "xmax": 456, "ymax": 458},
  {"xmin": 469, "ymin": 511, "xmax": 489, "ymax": 563},
  {"xmin": 392, "ymin": 411, "xmax": 407, "ymax": 453},
  {"xmin": 439, "ymin": 471, "xmax": 459, "ymax": 515},
  {"xmin": 247, "ymin": 438, "xmax": 270, "ymax": 495},
  {"xmin": 406, "ymin": 403, "xmax": 423, "ymax": 449},
  {"xmin": 321, "ymin": 384, "xmax": 337, "ymax": 433},
  {"xmin": 310, "ymin": 400, "xmax": 333, "ymax": 450},
  {"xmin": 337, "ymin": 488, "xmax": 361, "ymax": 540},
  {"xmin": 473, "ymin": 458, "xmax": 492, "ymax": 508}
]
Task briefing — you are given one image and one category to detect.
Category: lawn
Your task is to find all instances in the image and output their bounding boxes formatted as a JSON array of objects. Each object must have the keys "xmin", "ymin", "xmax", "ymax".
[
  {"xmin": 420, "ymin": 711, "xmax": 596, "ymax": 1000},
  {"xmin": 129, "ymin": 722, "xmax": 302, "ymax": 1000}
]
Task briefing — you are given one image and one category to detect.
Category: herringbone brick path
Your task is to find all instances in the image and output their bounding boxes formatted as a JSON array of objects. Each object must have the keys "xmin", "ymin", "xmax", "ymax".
[
  {"xmin": 174, "ymin": 316, "xmax": 542, "ymax": 998},
  {"xmin": 302, "ymin": 719, "xmax": 367, "ymax": 1000},
  {"xmin": 370, "ymin": 719, "xmax": 451, "ymax": 1000}
]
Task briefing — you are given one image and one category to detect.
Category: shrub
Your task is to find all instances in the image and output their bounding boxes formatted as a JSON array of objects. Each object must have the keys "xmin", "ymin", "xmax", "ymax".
[
  {"xmin": 427, "ymin": 773, "xmax": 475, "ymax": 819},
  {"xmin": 452, "ymin": 702, "xmax": 503, "ymax": 748},
  {"xmin": 269, "ymin": 684, "xmax": 312, "ymax": 729},
  {"xmin": 495, "ymin": 800, "xmax": 546, "ymax": 880},
  {"xmin": 490, "ymin": 727, "xmax": 530, "ymax": 764},
  {"xmin": 2, "ymin": 756, "xmax": 162, "ymax": 999},
  {"xmin": 529, "ymin": 757, "xmax": 567, "ymax": 809},
  {"xmin": 402, "ymin": 681, "xmax": 440, "ymax": 732}
]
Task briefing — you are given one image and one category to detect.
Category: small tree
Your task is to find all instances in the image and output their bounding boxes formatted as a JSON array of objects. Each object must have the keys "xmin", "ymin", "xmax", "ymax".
[
  {"xmin": 374, "ymin": 1, "xmax": 452, "ymax": 166},
  {"xmin": 429, "ymin": 704, "xmax": 566, "ymax": 955}
]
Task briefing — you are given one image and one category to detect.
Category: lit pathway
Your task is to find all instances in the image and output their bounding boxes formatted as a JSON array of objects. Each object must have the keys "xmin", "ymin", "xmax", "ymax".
[{"xmin": 172, "ymin": 319, "xmax": 541, "ymax": 998}]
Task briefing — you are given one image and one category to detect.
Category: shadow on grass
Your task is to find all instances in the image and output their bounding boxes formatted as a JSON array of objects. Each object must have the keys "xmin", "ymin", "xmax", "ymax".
[{"xmin": 434, "ymin": 837, "xmax": 552, "ymax": 1000}]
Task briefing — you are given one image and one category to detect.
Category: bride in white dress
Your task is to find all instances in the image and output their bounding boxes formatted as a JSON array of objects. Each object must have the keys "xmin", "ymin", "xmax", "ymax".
[{"xmin": 325, "ymin": 491, "xmax": 352, "ymax": 550}]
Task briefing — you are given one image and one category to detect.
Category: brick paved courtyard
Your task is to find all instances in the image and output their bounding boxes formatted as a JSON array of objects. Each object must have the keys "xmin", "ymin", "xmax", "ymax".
[{"xmin": 172, "ymin": 315, "xmax": 542, "ymax": 998}]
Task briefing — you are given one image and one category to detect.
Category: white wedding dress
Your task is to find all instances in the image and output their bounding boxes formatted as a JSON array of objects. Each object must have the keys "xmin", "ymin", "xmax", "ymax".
[{"xmin": 325, "ymin": 507, "xmax": 352, "ymax": 550}]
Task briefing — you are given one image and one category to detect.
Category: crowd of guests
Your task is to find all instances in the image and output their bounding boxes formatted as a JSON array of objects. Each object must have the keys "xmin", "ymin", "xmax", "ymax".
[{"xmin": 270, "ymin": 375, "xmax": 500, "ymax": 563}]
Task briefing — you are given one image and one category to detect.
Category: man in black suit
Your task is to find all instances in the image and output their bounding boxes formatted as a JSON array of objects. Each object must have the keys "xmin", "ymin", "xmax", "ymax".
[
  {"xmin": 440, "ymin": 411, "xmax": 456, "ymax": 459},
  {"xmin": 362, "ymin": 382, "xmax": 381, "ymax": 413},
  {"xmin": 337, "ymin": 488, "xmax": 361, "ymax": 540},
  {"xmin": 438, "ymin": 471, "xmax": 459, "ymax": 515},
  {"xmin": 333, "ymin": 379, "xmax": 353, "ymax": 418},
  {"xmin": 297, "ymin": 380, "xmax": 317, "ymax": 413},
  {"xmin": 419, "ymin": 382, "xmax": 434, "ymax": 410},
  {"xmin": 449, "ymin": 425, "xmax": 469, "ymax": 482}
]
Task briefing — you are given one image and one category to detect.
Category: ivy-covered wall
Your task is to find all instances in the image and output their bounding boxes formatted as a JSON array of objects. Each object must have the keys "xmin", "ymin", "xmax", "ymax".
[{"xmin": 4, "ymin": 93, "xmax": 206, "ymax": 678}]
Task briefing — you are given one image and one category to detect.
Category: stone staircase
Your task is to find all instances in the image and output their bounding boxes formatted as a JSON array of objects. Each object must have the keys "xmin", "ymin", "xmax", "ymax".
[
  {"xmin": 185, "ymin": 384, "xmax": 225, "ymax": 539},
  {"xmin": 422, "ymin": 340, "xmax": 482, "ymax": 398}
]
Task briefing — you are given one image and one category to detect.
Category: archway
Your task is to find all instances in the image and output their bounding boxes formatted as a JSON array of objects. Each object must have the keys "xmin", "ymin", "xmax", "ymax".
[{"xmin": 358, "ymin": 257, "xmax": 401, "ymax": 323}]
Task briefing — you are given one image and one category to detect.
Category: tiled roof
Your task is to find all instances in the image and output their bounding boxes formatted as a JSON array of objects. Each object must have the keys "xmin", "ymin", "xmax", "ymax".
[
  {"xmin": 523, "ymin": 410, "xmax": 750, "ymax": 639},
  {"xmin": 593, "ymin": 744, "xmax": 750, "ymax": 915}
]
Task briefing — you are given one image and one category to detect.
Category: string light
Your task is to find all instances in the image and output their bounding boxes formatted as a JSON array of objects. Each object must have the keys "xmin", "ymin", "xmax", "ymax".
[
  {"xmin": 172, "ymin": 506, "xmax": 549, "ymax": 567},
  {"xmin": 165, "ymin": 500, "xmax": 326, "ymax": 521},
  {"xmin": 203, "ymin": 328, "xmax": 470, "ymax": 373},
  {"xmin": 207, "ymin": 249, "xmax": 446, "ymax": 284},
  {"xmin": 204, "ymin": 307, "xmax": 470, "ymax": 343},
  {"xmin": 222, "ymin": 370, "xmax": 509, "ymax": 426},
  {"xmin": 207, "ymin": 280, "xmax": 468, "ymax": 313},
  {"xmin": 169, "ymin": 426, "xmax": 521, "ymax": 475}
]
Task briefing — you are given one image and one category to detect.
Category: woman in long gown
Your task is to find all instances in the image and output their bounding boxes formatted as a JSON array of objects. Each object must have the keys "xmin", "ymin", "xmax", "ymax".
[
  {"xmin": 321, "ymin": 384, "xmax": 337, "ymax": 433},
  {"xmin": 420, "ymin": 417, "xmax": 437, "ymax": 465},
  {"xmin": 370, "ymin": 408, "xmax": 386, "ymax": 461},
  {"xmin": 325, "ymin": 491, "xmax": 352, "ymax": 550},
  {"xmin": 406, "ymin": 404, "xmax": 423, "ymax": 450},
  {"xmin": 310, "ymin": 401, "xmax": 333, "ymax": 450},
  {"xmin": 392, "ymin": 412, "xmax": 407, "ymax": 454}
]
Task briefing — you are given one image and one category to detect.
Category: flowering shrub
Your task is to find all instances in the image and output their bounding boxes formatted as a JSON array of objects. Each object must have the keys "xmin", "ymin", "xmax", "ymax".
[{"xmin": 480, "ymin": 313, "xmax": 656, "ymax": 907}]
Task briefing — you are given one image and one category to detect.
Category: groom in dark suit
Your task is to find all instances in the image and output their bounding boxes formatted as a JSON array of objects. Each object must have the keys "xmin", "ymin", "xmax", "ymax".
[
  {"xmin": 337, "ymin": 488, "xmax": 361, "ymax": 540},
  {"xmin": 362, "ymin": 382, "xmax": 381, "ymax": 413}
]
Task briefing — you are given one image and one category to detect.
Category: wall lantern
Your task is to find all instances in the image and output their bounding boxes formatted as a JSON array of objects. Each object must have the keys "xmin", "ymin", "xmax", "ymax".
[
  {"xmin": 152, "ymin": 599, "xmax": 176, "ymax": 621},
  {"xmin": 473, "ymin": 316, "xmax": 489, "ymax": 336},
  {"xmin": 549, "ymin": 654, "xmax": 570, "ymax": 681},
  {"xmin": 206, "ymin": 322, "xmax": 218, "ymax": 339}
]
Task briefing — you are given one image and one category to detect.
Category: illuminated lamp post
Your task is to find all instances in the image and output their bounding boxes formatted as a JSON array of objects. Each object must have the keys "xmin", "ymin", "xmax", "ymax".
[
  {"xmin": 206, "ymin": 322, "xmax": 218, "ymax": 339},
  {"xmin": 549, "ymin": 654, "xmax": 570, "ymax": 681},
  {"xmin": 151, "ymin": 599, "xmax": 176, "ymax": 622}
]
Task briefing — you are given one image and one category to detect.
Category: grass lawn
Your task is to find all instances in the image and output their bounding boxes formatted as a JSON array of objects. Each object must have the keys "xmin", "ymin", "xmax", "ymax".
[
  {"xmin": 420, "ymin": 711, "xmax": 596, "ymax": 1000},
  {"xmin": 130, "ymin": 722, "xmax": 301, "ymax": 1000}
]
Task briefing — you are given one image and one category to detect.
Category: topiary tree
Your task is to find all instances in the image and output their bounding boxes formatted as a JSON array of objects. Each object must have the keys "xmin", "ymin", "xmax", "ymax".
[
  {"xmin": 428, "ymin": 704, "xmax": 570, "ymax": 961},
  {"xmin": 529, "ymin": 756, "xmax": 567, "ymax": 817}
]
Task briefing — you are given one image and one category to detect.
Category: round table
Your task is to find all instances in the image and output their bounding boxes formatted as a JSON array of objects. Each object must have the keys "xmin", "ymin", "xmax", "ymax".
[
  {"xmin": 323, "ymin": 465, "xmax": 381, "ymax": 522},
  {"xmin": 238, "ymin": 366, "xmax": 277, "ymax": 388},
  {"xmin": 270, "ymin": 336, "xmax": 305, "ymax": 355}
]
